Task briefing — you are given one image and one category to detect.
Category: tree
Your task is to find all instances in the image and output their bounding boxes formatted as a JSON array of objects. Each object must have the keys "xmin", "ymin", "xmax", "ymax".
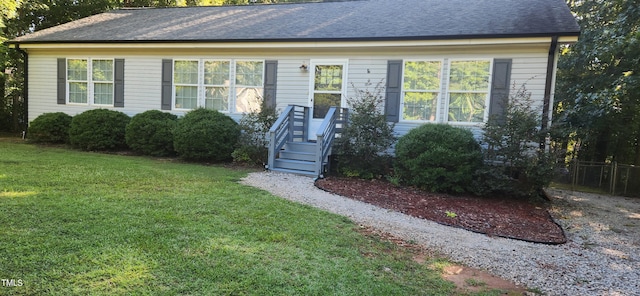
[
  {"xmin": 334, "ymin": 81, "xmax": 395, "ymax": 179},
  {"xmin": 556, "ymin": 0, "xmax": 640, "ymax": 164}
]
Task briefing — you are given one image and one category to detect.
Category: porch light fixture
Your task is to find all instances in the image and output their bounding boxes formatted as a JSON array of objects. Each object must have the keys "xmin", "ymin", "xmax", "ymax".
[{"xmin": 299, "ymin": 62, "xmax": 308, "ymax": 71}]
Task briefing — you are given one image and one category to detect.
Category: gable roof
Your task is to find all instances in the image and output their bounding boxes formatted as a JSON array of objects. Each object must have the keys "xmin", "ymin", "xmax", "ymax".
[{"xmin": 10, "ymin": 0, "xmax": 580, "ymax": 44}]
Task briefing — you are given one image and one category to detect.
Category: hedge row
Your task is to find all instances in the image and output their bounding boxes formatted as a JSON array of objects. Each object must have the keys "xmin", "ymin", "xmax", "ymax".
[{"xmin": 27, "ymin": 108, "xmax": 239, "ymax": 162}]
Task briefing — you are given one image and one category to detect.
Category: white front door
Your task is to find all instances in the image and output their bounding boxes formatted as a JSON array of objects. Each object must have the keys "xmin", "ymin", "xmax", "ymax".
[{"xmin": 308, "ymin": 60, "xmax": 348, "ymax": 140}]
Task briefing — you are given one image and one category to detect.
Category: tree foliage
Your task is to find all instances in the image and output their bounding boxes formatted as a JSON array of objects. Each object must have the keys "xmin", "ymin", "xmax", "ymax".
[
  {"xmin": 556, "ymin": 0, "xmax": 640, "ymax": 164},
  {"xmin": 334, "ymin": 80, "xmax": 395, "ymax": 179},
  {"xmin": 480, "ymin": 85, "xmax": 557, "ymax": 198}
]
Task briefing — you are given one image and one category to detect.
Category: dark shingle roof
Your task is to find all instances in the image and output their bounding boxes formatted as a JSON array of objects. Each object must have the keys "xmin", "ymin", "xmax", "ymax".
[{"xmin": 11, "ymin": 0, "xmax": 580, "ymax": 44}]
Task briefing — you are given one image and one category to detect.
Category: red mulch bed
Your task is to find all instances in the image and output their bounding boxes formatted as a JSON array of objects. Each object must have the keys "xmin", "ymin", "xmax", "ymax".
[{"xmin": 315, "ymin": 177, "xmax": 566, "ymax": 244}]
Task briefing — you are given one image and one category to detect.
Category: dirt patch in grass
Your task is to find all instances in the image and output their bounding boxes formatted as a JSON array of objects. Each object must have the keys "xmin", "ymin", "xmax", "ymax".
[{"xmin": 357, "ymin": 225, "xmax": 529, "ymax": 295}]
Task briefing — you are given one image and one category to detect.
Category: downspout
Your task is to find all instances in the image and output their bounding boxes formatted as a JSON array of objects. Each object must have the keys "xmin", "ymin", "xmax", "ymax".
[
  {"xmin": 14, "ymin": 44, "xmax": 28, "ymax": 138},
  {"xmin": 541, "ymin": 36, "xmax": 559, "ymax": 149}
]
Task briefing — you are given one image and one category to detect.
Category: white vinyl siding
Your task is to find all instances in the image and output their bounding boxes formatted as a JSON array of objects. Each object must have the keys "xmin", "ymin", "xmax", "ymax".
[{"xmin": 26, "ymin": 45, "xmax": 551, "ymax": 144}]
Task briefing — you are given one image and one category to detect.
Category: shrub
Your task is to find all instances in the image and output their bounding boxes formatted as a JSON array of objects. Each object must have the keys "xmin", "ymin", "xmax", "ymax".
[
  {"xmin": 334, "ymin": 80, "xmax": 396, "ymax": 179},
  {"xmin": 394, "ymin": 124, "xmax": 483, "ymax": 193},
  {"xmin": 479, "ymin": 84, "xmax": 557, "ymax": 198},
  {"xmin": 125, "ymin": 110, "xmax": 178, "ymax": 157},
  {"xmin": 27, "ymin": 112, "xmax": 73, "ymax": 144},
  {"xmin": 173, "ymin": 108, "xmax": 240, "ymax": 162},
  {"xmin": 69, "ymin": 109, "xmax": 130, "ymax": 151},
  {"xmin": 232, "ymin": 102, "xmax": 277, "ymax": 165}
]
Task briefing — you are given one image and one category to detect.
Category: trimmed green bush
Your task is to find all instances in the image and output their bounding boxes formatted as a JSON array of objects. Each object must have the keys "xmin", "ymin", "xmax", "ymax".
[
  {"xmin": 394, "ymin": 124, "xmax": 483, "ymax": 193},
  {"xmin": 27, "ymin": 112, "xmax": 73, "ymax": 144},
  {"xmin": 126, "ymin": 110, "xmax": 178, "ymax": 157},
  {"xmin": 69, "ymin": 109, "xmax": 130, "ymax": 151},
  {"xmin": 173, "ymin": 108, "xmax": 240, "ymax": 162}
]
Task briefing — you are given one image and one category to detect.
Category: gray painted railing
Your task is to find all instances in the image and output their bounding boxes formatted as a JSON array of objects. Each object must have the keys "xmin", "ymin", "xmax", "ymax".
[
  {"xmin": 267, "ymin": 105, "xmax": 309, "ymax": 170},
  {"xmin": 315, "ymin": 107, "xmax": 349, "ymax": 177}
]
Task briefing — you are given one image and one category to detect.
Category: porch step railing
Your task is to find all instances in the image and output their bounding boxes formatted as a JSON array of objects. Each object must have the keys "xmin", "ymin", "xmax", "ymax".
[{"xmin": 267, "ymin": 105, "xmax": 348, "ymax": 177}]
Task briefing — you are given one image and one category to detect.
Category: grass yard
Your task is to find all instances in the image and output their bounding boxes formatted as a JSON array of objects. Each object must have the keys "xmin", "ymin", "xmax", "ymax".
[{"xmin": 0, "ymin": 139, "xmax": 499, "ymax": 295}]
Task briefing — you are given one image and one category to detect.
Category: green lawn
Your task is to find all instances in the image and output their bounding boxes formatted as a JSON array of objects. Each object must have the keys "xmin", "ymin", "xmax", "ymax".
[{"xmin": 0, "ymin": 139, "xmax": 472, "ymax": 295}]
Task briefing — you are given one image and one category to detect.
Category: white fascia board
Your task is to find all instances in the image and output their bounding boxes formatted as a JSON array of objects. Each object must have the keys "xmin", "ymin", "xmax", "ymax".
[{"xmin": 16, "ymin": 37, "xmax": 563, "ymax": 50}]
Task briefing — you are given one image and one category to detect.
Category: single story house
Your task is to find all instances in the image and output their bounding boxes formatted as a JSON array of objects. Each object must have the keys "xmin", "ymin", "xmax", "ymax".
[{"xmin": 8, "ymin": 0, "xmax": 579, "ymax": 175}]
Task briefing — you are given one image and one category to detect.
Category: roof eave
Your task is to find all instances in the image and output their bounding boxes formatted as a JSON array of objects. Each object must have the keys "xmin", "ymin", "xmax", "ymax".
[{"xmin": 7, "ymin": 31, "xmax": 580, "ymax": 46}]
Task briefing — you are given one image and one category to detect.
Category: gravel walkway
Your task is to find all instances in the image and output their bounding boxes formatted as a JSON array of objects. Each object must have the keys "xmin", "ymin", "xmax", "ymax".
[{"xmin": 240, "ymin": 171, "xmax": 640, "ymax": 296}]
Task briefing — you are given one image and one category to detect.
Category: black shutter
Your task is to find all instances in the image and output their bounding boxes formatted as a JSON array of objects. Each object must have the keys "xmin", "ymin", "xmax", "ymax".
[
  {"xmin": 161, "ymin": 59, "xmax": 173, "ymax": 110},
  {"xmin": 114, "ymin": 59, "xmax": 125, "ymax": 107},
  {"xmin": 57, "ymin": 58, "xmax": 66, "ymax": 105},
  {"xmin": 385, "ymin": 60, "xmax": 403, "ymax": 122},
  {"xmin": 264, "ymin": 60, "xmax": 278, "ymax": 109},
  {"xmin": 489, "ymin": 59, "xmax": 512, "ymax": 120}
]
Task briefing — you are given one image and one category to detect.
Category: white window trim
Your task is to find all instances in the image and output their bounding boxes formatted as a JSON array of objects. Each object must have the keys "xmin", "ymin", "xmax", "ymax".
[
  {"xmin": 172, "ymin": 59, "xmax": 265, "ymax": 113},
  {"xmin": 66, "ymin": 58, "xmax": 115, "ymax": 106},
  {"xmin": 445, "ymin": 58, "xmax": 493, "ymax": 126},
  {"xmin": 399, "ymin": 59, "xmax": 444, "ymax": 123},
  {"xmin": 173, "ymin": 59, "xmax": 200, "ymax": 111}
]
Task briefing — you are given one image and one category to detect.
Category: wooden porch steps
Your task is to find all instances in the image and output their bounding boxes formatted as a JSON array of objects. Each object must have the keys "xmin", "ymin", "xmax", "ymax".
[{"xmin": 270, "ymin": 141, "xmax": 323, "ymax": 177}]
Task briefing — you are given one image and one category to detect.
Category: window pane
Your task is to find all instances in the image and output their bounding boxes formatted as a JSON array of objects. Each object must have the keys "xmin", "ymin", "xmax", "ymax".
[
  {"xmin": 449, "ymin": 60, "xmax": 490, "ymax": 91},
  {"xmin": 314, "ymin": 65, "xmax": 343, "ymax": 91},
  {"xmin": 69, "ymin": 82, "xmax": 88, "ymax": 103},
  {"xmin": 313, "ymin": 93, "xmax": 341, "ymax": 118},
  {"xmin": 175, "ymin": 85, "xmax": 198, "ymax": 109},
  {"xmin": 174, "ymin": 61, "xmax": 198, "ymax": 84},
  {"xmin": 403, "ymin": 92, "xmax": 438, "ymax": 121},
  {"xmin": 205, "ymin": 86, "xmax": 229, "ymax": 111},
  {"xmin": 94, "ymin": 83, "xmax": 113, "ymax": 105},
  {"xmin": 92, "ymin": 60, "xmax": 113, "ymax": 82},
  {"xmin": 235, "ymin": 61, "xmax": 263, "ymax": 86},
  {"xmin": 204, "ymin": 61, "xmax": 230, "ymax": 85},
  {"xmin": 403, "ymin": 61, "xmax": 441, "ymax": 90},
  {"xmin": 68, "ymin": 59, "xmax": 87, "ymax": 81},
  {"xmin": 448, "ymin": 92, "xmax": 487, "ymax": 122},
  {"xmin": 236, "ymin": 87, "xmax": 263, "ymax": 113}
]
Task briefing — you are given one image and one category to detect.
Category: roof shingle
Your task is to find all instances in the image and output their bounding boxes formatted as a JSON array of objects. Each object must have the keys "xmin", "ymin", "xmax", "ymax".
[{"xmin": 11, "ymin": 0, "xmax": 580, "ymax": 43}]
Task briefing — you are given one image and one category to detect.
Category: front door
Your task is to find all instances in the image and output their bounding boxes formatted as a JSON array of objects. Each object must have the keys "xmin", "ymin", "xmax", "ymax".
[{"xmin": 308, "ymin": 60, "xmax": 348, "ymax": 140}]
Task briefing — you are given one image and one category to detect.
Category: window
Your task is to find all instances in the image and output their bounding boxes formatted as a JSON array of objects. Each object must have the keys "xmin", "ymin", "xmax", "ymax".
[
  {"xmin": 204, "ymin": 61, "xmax": 230, "ymax": 111},
  {"xmin": 402, "ymin": 61, "xmax": 442, "ymax": 121},
  {"xmin": 174, "ymin": 60, "xmax": 199, "ymax": 109},
  {"xmin": 399, "ymin": 59, "xmax": 492, "ymax": 124},
  {"xmin": 447, "ymin": 60, "xmax": 491, "ymax": 123},
  {"xmin": 173, "ymin": 59, "xmax": 264, "ymax": 112},
  {"xmin": 235, "ymin": 61, "xmax": 264, "ymax": 113},
  {"xmin": 67, "ymin": 59, "xmax": 114, "ymax": 105},
  {"xmin": 312, "ymin": 64, "xmax": 344, "ymax": 118}
]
